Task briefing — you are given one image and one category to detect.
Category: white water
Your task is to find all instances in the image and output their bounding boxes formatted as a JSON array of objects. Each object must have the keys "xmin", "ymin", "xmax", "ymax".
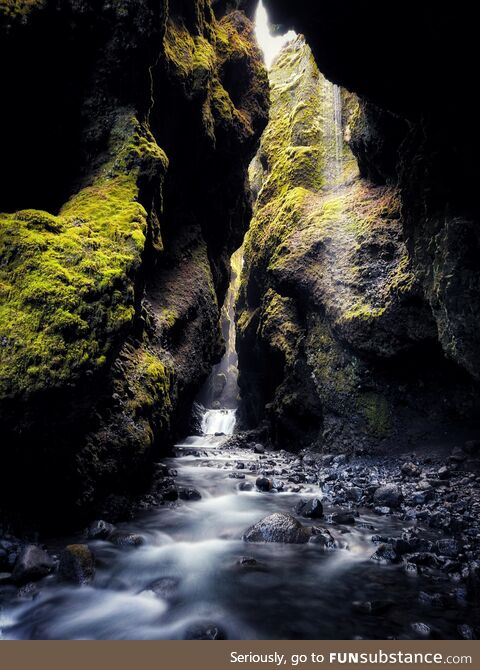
[
  {"xmin": 201, "ymin": 409, "xmax": 237, "ymax": 436},
  {"xmin": 333, "ymin": 84, "xmax": 343, "ymax": 184}
]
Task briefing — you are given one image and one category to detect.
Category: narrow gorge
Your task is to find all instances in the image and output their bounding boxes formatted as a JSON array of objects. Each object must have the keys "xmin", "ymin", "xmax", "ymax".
[{"xmin": 1, "ymin": 0, "xmax": 479, "ymax": 641}]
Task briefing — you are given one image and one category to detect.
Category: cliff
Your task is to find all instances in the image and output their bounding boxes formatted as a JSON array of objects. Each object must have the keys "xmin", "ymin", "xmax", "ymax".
[{"xmin": 0, "ymin": 0, "xmax": 269, "ymax": 526}]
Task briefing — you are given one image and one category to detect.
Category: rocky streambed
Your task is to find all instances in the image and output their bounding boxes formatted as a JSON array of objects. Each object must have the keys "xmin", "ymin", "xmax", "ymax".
[{"xmin": 1, "ymin": 430, "xmax": 480, "ymax": 640}]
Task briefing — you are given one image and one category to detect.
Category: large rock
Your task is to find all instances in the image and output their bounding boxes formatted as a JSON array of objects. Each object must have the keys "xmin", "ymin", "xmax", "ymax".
[
  {"xmin": 243, "ymin": 513, "xmax": 311, "ymax": 544},
  {"xmin": 12, "ymin": 545, "xmax": 55, "ymax": 584},
  {"xmin": 373, "ymin": 484, "xmax": 404, "ymax": 509},
  {"xmin": 59, "ymin": 544, "xmax": 95, "ymax": 584}
]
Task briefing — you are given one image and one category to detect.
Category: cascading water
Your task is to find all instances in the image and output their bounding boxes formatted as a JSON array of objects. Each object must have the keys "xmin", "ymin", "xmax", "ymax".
[
  {"xmin": 201, "ymin": 409, "xmax": 237, "ymax": 436},
  {"xmin": 196, "ymin": 247, "xmax": 243, "ymax": 436},
  {"xmin": 333, "ymin": 84, "xmax": 343, "ymax": 179}
]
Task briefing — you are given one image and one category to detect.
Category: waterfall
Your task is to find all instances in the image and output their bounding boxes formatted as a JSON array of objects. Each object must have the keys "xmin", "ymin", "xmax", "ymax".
[
  {"xmin": 333, "ymin": 84, "xmax": 343, "ymax": 184},
  {"xmin": 333, "ymin": 85, "xmax": 343, "ymax": 166},
  {"xmin": 195, "ymin": 248, "xmax": 243, "ymax": 436},
  {"xmin": 201, "ymin": 409, "xmax": 237, "ymax": 436}
]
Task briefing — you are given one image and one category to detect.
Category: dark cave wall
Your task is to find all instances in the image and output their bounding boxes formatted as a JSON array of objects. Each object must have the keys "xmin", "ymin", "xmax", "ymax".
[{"xmin": 0, "ymin": 0, "xmax": 269, "ymax": 526}]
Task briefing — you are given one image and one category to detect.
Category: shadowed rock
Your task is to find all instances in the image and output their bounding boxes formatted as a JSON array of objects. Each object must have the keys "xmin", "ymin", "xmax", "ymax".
[{"xmin": 243, "ymin": 512, "xmax": 311, "ymax": 543}]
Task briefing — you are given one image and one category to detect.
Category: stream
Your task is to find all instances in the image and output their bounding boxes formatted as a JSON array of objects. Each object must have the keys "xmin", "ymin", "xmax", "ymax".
[
  {"xmin": 0, "ymin": 242, "xmax": 476, "ymax": 641},
  {"xmin": 0, "ymin": 407, "xmax": 472, "ymax": 640}
]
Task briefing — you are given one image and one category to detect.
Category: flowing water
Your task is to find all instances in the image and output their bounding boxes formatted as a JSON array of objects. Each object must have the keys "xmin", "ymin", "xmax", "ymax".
[{"xmin": 0, "ymin": 416, "xmax": 472, "ymax": 639}]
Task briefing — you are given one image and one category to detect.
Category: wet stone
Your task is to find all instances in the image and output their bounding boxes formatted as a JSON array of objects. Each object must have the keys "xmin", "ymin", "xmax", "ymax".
[
  {"xmin": 146, "ymin": 576, "xmax": 180, "ymax": 600},
  {"xmin": 296, "ymin": 498, "xmax": 324, "ymax": 519},
  {"xmin": 370, "ymin": 543, "xmax": 398, "ymax": 563},
  {"xmin": 59, "ymin": 544, "xmax": 95, "ymax": 585},
  {"xmin": 86, "ymin": 519, "xmax": 115, "ymax": 541},
  {"xmin": 179, "ymin": 487, "xmax": 202, "ymax": 501},
  {"xmin": 184, "ymin": 622, "xmax": 227, "ymax": 640},
  {"xmin": 12, "ymin": 545, "xmax": 55, "ymax": 585},
  {"xmin": 243, "ymin": 513, "xmax": 311, "ymax": 544},
  {"xmin": 410, "ymin": 622, "xmax": 432, "ymax": 638},
  {"xmin": 373, "ymin": 484, "xmax": 404, "ymax": 509},
  {"xmin": 331, "ymin": 510, "xmax": 355, "ymax": 525},
  {"xmin": 255, "ymin": 477, "xmax": 272, "ymax": 492},
  {"xmin": 109, "ymin": 532, "xmax": 145, "ymax": 547}
]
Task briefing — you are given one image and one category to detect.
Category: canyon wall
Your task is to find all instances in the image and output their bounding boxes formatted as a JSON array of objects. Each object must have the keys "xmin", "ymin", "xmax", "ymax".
[
  {"xmin": 237, "ymin": 35, "xmax": 480, "ymax": 452},
  {"xmin": 0, "ymin": 0, "xmax": 269, "ymax": 526}
]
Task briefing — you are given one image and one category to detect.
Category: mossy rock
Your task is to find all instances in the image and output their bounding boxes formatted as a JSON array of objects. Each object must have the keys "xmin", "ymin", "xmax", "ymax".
[{"xmin": 0, "ymin": 113, "xmax": 167, "ymax": 399}]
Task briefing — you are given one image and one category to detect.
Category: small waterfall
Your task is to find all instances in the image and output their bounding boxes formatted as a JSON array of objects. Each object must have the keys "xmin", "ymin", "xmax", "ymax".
[
  {"xmin": 201, "ymin": 409, "xmax": 237, "ymax": 436},
  {"xmin": 333, "ymin": 84, "xmax": 343, "ymax": 168},
  {"xmin": 194, "ymin": 248, "xmax": 243, "ymax": 437}
]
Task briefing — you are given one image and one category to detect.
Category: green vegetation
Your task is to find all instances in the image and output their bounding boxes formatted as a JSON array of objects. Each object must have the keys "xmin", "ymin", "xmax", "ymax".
[
  {"xmin": 358, "ymin": 392, "xmax": 392, "ymax": 437},
  {"xmin": 0, "ymin": 114, "xmax": 168, "ymax": 399}
]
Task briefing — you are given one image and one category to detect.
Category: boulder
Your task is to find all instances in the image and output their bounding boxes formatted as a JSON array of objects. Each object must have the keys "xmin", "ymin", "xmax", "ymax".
[
  {"xmin": 12, "ymin": 545, "xmax": 55, "ymax": 584},
  {"xmin": 59, "ymin": 544, "xmax": 95, "ymax": 584},
  {"xmin": 373, "ymin": 484, "xmax": 404, "ymax": 509},
  {"xmin": 178, "ymin": 487, "xmax": 202, "ymax": 501},
  {"xmin": 296, "ymin": 498, "xmax": 324, "ymax": 519},
  {"xmin": 243, "ymin": 513, "xmax": 311, "ymax": 544},
  {"xmin": 255, "ymin": 477, "xmax": 272, "ymax": 492},
  {"xmin": 86, "ymin": 519, "xmax": 115, "ymax": 541}
]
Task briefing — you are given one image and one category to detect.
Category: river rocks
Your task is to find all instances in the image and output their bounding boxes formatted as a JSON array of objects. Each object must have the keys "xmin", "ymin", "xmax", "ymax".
[
  {"xmin": 178, "ymin": 487, "xmax": 202, "ymax": 501},
  {"xmin": 184, "ymin": 622, "xmax": 227, "ymax": 640},
  {"xmin": 146, "ymin": 577, "xmax": 180, "ymax": 601},
  {"xmin": 255, "ymin": 477, "xmax": 272, "ymax": 492},
  {"xmin": 331, "ymin": 510, "xmax": 356, "ymax": 525},
  {"xmin": 295, "ymin": 498, "xmax": 324, "ymax": 519},
  {"xmin": 243, "ymin": 513, "xmax": 311, "ymax": 544},
  {"xmin": 108, "ymin": 532, "xmax": 145, "ymax": 548},
  {"xmin": 410, "ymin": 622, "xmax": 432, "ymax": 639},
  {"xmin": 436, "ymin": 538, "xmax": 461, "ymax": 558},
  {"xmin": 370, "ymin": 543, "xmax": 398, "ymax": 563},
  {"xmin": 310, "ymin": 528, "xmax": 336, "ymax": 549},
  {"xmin": 12, "ymin": 545, "xmax": 55, "ymax": 584},
  {"xmin": 86, "ymin": 520, "xmax": 116, "ymax": 541},
  {"xmin": 401, "ymin": 462, "xmax": 421, "ymax": 478},
  {"xmin": 373, "ymin": 484, "xmax": 403, "ymax": 509},
  {"xmin": 59, "ymin": 544, "xmax": 95, "ymax": 584}
]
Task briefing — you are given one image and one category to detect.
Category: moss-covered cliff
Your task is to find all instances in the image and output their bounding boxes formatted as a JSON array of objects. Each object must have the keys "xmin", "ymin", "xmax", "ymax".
[
  {"xmin": 237, "ymin": 37, "xmax": 480, "ymax": 452},
  {"xmin": 0, "ymin": 0, "xmax": 268, "ymax": 526}
]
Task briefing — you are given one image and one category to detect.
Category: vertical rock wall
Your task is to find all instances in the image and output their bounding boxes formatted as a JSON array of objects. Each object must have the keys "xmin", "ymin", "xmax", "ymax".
[{"xmin": 0, "ymin": 0, "xmax": 269, "ymax": 526}]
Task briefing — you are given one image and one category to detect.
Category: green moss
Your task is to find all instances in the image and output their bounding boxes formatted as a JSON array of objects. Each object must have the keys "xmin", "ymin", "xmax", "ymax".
[
  {"xmin": 0, "ymin": 114, "xmax": 168, "ymax": 399},
  {"xmin": 358, "ymin": 392, "xmax": 392, "ymax": 437},
  {"xmin": 306, "ymin": 317, "xmax": 358, "ymax": 399},
  {"xmin": 259, "ymin": 289, "xmax": 301, "ymax": 365},
  {"xmin": 126, "ymin": 349, "xmax": 173, "ymax": 420},
  {"xmin": 0, "ymin": 0, "xmax": 43, "ymax": 20}
]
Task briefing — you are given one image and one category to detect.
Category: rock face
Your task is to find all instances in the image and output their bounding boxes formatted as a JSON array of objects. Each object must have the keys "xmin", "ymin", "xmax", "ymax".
[
  {"xmin": 237, "ymin": 36, "xmax": 480, "ymax": 452},
  {"xmin": 0, "ymin": 1, "xmax": 268, "ymax": 526},
  {"xmin": 258, "ymin": 1, "xmax": 480, "ymax": 407},
  {"xmin": 243, "ymin": 512, "xmax": 311, "ymax": 543},
  {"xmin": 12, "ymin": 545, "xmax": 55, "ymax": 584}
]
